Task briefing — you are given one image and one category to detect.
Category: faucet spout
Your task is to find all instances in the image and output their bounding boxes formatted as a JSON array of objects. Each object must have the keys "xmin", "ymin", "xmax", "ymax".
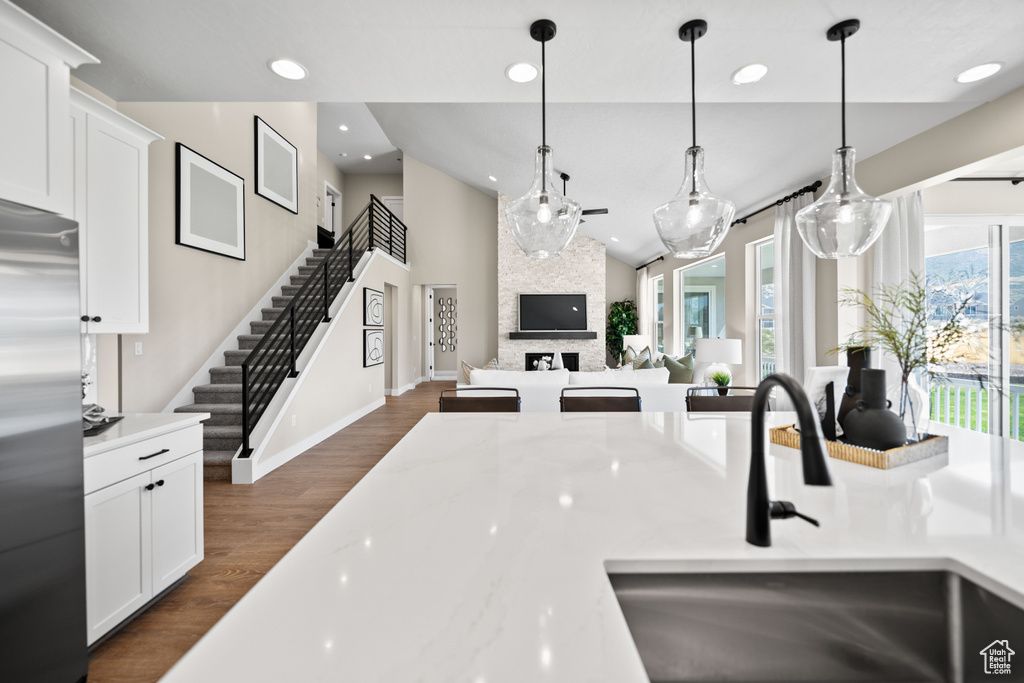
[{"xmin": 747, "ymin": 373, "xmax": 832, "ymax": 547}]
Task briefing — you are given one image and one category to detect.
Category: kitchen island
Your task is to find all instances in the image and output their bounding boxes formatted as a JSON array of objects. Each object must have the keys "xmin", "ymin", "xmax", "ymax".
[{"xmin": 161, "ymin": 411, "xmax": 1024, "ymax": 681}]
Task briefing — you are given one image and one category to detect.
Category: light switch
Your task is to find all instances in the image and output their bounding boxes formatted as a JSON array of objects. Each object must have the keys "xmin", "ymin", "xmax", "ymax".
[{"xmin": 134, "ymin": 342, "xmax": 143, "ymax": 356}]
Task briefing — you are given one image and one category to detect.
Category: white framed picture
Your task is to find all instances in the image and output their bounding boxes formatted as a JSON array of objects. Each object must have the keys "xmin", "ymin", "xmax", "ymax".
[
  {"xmin": 254, "ymin": 115, "xmax": 298, "ymax": 214},
  {"xmin": 176, "ymin": 143, "xmax": 245, "ymax": 260},
  {"xmin": 364, "ymin": 329, "xmax": 384, "ymax": 367}
]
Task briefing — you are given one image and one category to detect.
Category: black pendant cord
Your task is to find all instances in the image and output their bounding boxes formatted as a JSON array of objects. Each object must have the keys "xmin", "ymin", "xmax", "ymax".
[
  {"xmin": 541, "ymin": 38, "xmax": 547, "ymax": 193},
  {"xmin": 690, "ymin": 36, "xmax": 697, "ymax": 150},
  {"xmin": 840, "ymin": 35, "xmax": 847, "ymax": 148}
]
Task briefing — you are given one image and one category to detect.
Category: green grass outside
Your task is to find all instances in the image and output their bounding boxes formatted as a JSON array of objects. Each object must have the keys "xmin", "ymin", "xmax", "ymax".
[{"xmin": 929, "ymin": 384, "xmax": 1024, "ymax": 438}]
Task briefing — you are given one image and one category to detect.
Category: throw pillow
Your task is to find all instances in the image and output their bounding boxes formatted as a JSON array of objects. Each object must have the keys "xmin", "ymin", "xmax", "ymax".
[
  {"xmin": 653, "ymin": 357, "xmax": 666, "ymax": 368},
  {"xmin": 460, "ymin": 358, "xmax": 498, "ymax": 384},
  {"xmin": 664, "ymin": 353, "xmax": 694, "ymax": 384},
  {"xmin": 630, "ymin": 346, "xmax": 653, "ymax": 369},
  {"xmin": 636, "ymin": 358, "xmax": 655, "ymax": 370}
]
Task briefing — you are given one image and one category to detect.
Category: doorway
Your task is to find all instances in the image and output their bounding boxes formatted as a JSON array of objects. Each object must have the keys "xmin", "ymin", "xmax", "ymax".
[
  {"xmin": 384, "ymin": 283, "xmax": 397, "ymax": 395},
  {"xmin": 425, "ymin": 285, "xmax": 457, "ymax": 380},
  {"xmin": 381, "ymin": 195, "xmax": 404, "ymax": 222},
  {"xmin": 322, "ymin": 182, "xmax": 342, "ymax": 243}
]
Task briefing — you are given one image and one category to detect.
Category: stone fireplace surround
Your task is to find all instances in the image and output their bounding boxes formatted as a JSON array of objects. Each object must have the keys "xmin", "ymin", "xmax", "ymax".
[{"xmin": 497, "ymin": 193, "xmax": 607, "ymax": 372}]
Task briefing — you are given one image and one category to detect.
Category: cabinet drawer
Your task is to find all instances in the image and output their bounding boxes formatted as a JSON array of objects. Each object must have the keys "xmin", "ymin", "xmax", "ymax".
[{"xmin": 84, "ymin": 425, "xmax": 202, "ymax": 494}]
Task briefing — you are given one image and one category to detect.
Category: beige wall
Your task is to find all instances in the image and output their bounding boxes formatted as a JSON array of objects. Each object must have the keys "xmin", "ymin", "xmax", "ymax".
[
  {"xmin": 404, "ymin": 155, "xmax": 498, "ymax": 369},
  {"xmin": 115, "ymin": 101, "xmax": 317, "ymax": 412},
  {"xmin": 341, "ymin": 173, "xmax": 404, "ymax": 229},
  {"xmin": 923, "ymin": 179, "xmax": 1024, "ymax": 215},
  {"xmin": 605, "ymin": 254, "xmax": 635, "ymax": 366},
  {"xmin": 316, "ymin": 150, "xmax": 345, "ymax": 228}
]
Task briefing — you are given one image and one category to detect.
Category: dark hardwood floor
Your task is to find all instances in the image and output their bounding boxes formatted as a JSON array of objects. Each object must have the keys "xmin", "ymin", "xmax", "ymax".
[{"xmin": 86, "ymin": 381, "xmax": 452, "ymax": 682}]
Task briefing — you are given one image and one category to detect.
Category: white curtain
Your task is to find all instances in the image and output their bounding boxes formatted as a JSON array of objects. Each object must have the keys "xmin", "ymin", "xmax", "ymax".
[
  {"xmin": 774, "ymin": 193, "xmax": 815, "ymax": 384},
  {"xmin": 871, "ymin": 191, "xmax": 924, "ymax": 400},
  {"xmin": 636, "ymin": 266, "xmax": 651, "ymax": 341}
]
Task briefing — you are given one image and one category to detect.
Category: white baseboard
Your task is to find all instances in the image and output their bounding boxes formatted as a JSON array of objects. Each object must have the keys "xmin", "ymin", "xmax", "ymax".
[
  {"xmin": 162, "ymin": 242, "xmax": 317, "ymax": 412},
  {"xmin": 432, "ymin": 371, "xmax": 457, "ymax": 380},
  {"xmin": 232, "ymin": 397, "xmax": 386, "ymax": 484},
  {"xmin": 390, "ymin": 377, "xmax": 425, "ymax": 396}
]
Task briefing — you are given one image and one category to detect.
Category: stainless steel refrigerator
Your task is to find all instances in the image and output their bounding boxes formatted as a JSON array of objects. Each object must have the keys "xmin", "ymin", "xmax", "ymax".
[{"xmin": 0, "ymin": 198, "xmax": 88, "ymax": 681}]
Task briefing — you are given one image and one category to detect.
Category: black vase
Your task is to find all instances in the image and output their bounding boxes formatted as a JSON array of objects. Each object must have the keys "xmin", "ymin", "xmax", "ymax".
[
  {"xmin": 843, "ymin": 369, "xmax": 906, "ymax": 451},
  {"xmin": 837, "ymin": 347, "xmax": 871, "ymax": 431}
]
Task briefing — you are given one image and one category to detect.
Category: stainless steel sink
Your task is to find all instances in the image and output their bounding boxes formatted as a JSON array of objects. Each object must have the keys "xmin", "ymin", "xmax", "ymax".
[{"xmin": 608, "ymin": 570, "xmax": 1024, "ymax": 682}]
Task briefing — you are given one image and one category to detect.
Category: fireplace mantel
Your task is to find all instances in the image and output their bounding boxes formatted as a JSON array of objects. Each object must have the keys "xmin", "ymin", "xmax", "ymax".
[{"xmin": 508, "ymin": 331, "xmax": 598, "ymax": 340}]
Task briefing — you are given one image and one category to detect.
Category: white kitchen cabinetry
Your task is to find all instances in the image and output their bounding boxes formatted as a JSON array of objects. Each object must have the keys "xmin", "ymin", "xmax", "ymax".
[
  {"xmin": 0, "ymin": 2, "xmax": 96, "ymax": 213},
  {"xmin": 70, "ymin": 89, "xmax": 162, "ymax": 334},
  {"xmin": 84, "ymin": 415, "xmax": 206, "ymax": 646}
]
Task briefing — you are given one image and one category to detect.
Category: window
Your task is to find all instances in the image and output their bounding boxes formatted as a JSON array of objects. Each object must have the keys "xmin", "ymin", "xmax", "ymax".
[
  {"xmin": 675, "ymin": 255, "xmax": 725, "ymax": 358},
  {"xmin": 925, "ymin": 218, "xmax": 1024, "ymax": 439},
  {"xmin": 755, "ymin": 240, "xmax": 775, "ymax": 381},
  {"xmin": 652, "ymin": 275, "xmax": 664, "ymax": 353}
]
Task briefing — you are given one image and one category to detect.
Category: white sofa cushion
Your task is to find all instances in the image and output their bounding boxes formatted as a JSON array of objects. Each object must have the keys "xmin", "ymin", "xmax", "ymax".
[
  {"xmin": 568, "ymin": 367, "xmax": 669, "ymax": 385},
  {"xmin": 470, "ymin": 368, "xmax": 570, "ymax": 386}
]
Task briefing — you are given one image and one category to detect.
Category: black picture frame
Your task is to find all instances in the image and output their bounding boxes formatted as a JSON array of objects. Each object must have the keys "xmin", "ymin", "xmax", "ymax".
[
  {"xmin": 364, "ymin": 329, "xmax": 384, "ymax": 367},
  {"xmin": 364, "ymin": 287, "xmax": 384, "ymax": 326},
  {"xmin": 254, "ymin": 115, "xmax": 298, "ymax": 214},
  {"xmin": 175, "ymin": 143, "xmax": 246, "ymax": 260}
]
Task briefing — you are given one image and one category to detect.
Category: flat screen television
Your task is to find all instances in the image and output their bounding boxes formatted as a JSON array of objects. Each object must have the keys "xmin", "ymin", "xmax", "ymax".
[{"xmin": 518, "ymin": 293, "xmax": 587, "ymax": 331}]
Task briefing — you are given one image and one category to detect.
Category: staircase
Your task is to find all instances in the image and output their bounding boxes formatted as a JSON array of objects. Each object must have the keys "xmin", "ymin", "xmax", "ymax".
[{"xmin": 174, "ymin": 248, "xmax": 337, "ymax": 480}]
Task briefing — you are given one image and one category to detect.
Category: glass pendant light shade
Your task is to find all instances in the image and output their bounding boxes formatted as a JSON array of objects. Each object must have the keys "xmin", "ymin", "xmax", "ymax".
[
  {"xmin": 653, "ymin": 145, "xmax": 736, "ymax": 259},
  {"xmin": 505, "ymin": 145, "xmax": 581, "ymax": 259},
  {"xmin": 795, "ymin": 146, "xmax": 891, "ymax": 258}
]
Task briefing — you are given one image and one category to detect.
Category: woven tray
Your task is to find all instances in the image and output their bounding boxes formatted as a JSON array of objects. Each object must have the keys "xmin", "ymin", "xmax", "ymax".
[{"xmin": 769, "ymin": 424, "xmax": 948, "ymax": 470}]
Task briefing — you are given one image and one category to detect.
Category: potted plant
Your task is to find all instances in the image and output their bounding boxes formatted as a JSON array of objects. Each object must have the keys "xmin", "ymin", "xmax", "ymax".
[
  {"xmin": 833, "ymin": 272, "xmax": 976, "ymax": 439},
  {"xmin": 710, "ymin": 370, "xmax": 732, "ymax": 396},
  {"xmin": 606, "ymin": 299, "xmax": 638, "ymax": 364}
]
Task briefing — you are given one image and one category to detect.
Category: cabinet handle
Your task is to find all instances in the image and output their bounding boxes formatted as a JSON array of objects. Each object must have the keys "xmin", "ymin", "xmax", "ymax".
[
  {"xmin": 144, "ymin": 483, "xmax": 155, "ymax": 491},
  {"xmin": 81, "ymin": 315, "xmax": 90, "ymax": 322},
  {"xmin": 155, "ymin": 479, "xmax": 165, "ymax": 487},
  {"xmin": 92, "ymin": 316, "xmax": 102, "ymax": 323},
  {"xmin": 139, "ymin": 448, "xmax": 170, "ymax": 461}
]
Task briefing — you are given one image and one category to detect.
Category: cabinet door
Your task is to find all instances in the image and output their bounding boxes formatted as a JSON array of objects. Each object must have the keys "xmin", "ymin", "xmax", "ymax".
[
  {"xmin": 84, "ymin": 471, "xmax": 153, "ymax": 645},
  {"xmin": 0, "ymin": 24, "xmax": 71, "ymax": 214},
  {"xmin": 84, "ymin": 115, "xmax": 148, "ymax": 334},
  {"xmin": 151, "ymin": 451, "xmax": 204, "ymax": 594}
]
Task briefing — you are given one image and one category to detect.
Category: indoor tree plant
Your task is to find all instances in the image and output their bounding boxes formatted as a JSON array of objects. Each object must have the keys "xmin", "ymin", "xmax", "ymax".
[
  {"xmin": 833, "ymin": 272, "xmax": 975, "ymax": 439},
  {"xmin": 606, "ymin": 299, "xmax": 638, "ymax": 362}
]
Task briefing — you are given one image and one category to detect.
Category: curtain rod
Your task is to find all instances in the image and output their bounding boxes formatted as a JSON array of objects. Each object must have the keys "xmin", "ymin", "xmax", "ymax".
[
  {"xmin": 732, "ymin": 180, "xmax": 823, "ymax": 226},
  {"xmin": 635, "ymin": 179, "xmax": 823, "ymax": 271},
  {"xmin": 950, "ymin": 177, "xmax": 1024, "ymax": 185},
  {"xmin": 635, "ymin": 255, "xmax": 664, "ymax": 271}
]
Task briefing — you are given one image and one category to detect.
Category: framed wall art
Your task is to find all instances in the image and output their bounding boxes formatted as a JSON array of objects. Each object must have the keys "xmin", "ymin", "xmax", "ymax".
[
  {"xmin": 364, "ymin": 287, "xmax": 384, "ymax": 326},
  {"xmin": 254, "ymin": 115, "xmax": 298, "ymax": 214},
  {"xmin": 364, "ymin": 329, "xmax": 384, "ymax": 367},
  {"xmin": 176, "ymin": 143, "xmax": 246, "ymax": 260}
]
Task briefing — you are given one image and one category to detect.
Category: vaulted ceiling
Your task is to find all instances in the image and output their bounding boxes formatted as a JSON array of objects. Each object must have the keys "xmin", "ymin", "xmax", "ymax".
[{"xmin": 15, "ymin": 0, "xmax": 1024, "ymax": 265}]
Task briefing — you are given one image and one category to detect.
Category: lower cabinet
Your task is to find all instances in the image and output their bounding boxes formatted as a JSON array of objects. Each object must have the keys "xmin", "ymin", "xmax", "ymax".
[{"xmin": 84, "ymin": 433, "xmax": 204, "ymax": 646}]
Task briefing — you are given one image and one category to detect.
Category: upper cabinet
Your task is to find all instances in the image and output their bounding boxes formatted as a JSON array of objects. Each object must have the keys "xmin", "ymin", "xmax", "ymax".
[
  {"xmin": 0, "ymin": 1, "xmax": 97, "ymax": 214},
  {"xmin": 71, "ymin": 89, "xmax": 162, "ymax": 334}
]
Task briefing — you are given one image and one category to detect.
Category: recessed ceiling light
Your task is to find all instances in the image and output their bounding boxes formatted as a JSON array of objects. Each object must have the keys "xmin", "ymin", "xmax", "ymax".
[
  {"xmin": 339, "ymin": 153, "xmax": 347, "ymax": 157},
  {"xmin": 731, "ymin": 63, "xmax": 768, "ymax": 85},
  {"xmin": 610, "ymin": 237, "xmax": 619, "ymax": 242},
  {"xmin": 339, "ymin": 124, "xmax": 349, "ymax": 131},
  {"xmin": 488, "ymin": 175, "xmax": 497, "ymax": 182},
  {"xmin": 506, "ymin": 62, "xmax": 539, "ymax": 83},
  {"xmin": 268, "ymin": 58, "xmax": 308, "ymax": 80},
  {"xmin": 955, "ymin": 62, "xmax": 1002, "ymax": 84},
  {"xmin": 363, "ymin": 155, "xmax": 372, "ymax": 160}
]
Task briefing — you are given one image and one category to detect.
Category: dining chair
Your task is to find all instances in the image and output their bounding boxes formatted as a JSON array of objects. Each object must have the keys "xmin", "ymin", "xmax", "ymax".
[
  {"xmin": 559, "ymin": 387, "xmax": 641, "ymax": 412},
  {"xmin": 685, "ymin": 386, "xmax": 758, "ymax": 412},
  {"xmin": 439, "ymin": 387, "xmax": 521, "ymax": 413}
]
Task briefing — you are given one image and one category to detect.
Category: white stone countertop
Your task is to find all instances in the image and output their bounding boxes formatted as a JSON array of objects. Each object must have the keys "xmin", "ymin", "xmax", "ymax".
[
  {"xmin": 84, "ymin": 412, "xmax": 208, "ymax": 458},
  {"xmin": 160, "ymin": 412, "xmax": 1024, "ymax": 682}
]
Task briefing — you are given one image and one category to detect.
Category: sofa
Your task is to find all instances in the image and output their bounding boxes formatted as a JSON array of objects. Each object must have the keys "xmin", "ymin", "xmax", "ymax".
[{"xmin": 462, "ymin": 366, "xmax": 699, "ymax": 412}]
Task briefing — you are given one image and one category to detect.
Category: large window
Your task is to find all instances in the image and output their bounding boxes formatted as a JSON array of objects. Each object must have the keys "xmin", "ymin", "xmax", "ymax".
[
  {"xmin": 675, "ymin": 255, "xmax": 725, "ymax": 358},
  {"xmin": 652, "ymin": 275, "xmax": 664, "ymax": 353},
  {"xmin": 925, "ymin": 219, "xmax": 1024, "ymax": 439},
  {"xmin": 756, "ymin": 240, "xmax": 775, "ymax": 381}
]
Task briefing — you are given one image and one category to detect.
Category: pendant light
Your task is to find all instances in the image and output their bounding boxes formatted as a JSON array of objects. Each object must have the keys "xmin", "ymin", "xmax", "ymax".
[
  {"xmin": 795, "ymin": 19, "xmax": 891, "ymax": 258},
  {"xmin": 653, "ymin": 20, "xmax": 736, "ymax": 260},
  {"xmin": 504, "ymin": 19, "xmax": 582, "ymax": 259}
]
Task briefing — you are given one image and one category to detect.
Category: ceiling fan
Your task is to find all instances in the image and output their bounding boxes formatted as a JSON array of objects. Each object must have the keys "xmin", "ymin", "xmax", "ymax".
[{"xmin": 559, "ymin": 172, "xmax": 608, "ymax": 223}]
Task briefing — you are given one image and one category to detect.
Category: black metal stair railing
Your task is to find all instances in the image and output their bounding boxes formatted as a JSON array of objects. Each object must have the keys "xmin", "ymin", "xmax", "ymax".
[{"xmin": 240, "ymin": 195, "xmax": 407, "ymax": 455}]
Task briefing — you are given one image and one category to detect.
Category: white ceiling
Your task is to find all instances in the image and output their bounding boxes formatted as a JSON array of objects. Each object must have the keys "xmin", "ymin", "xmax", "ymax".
[{"xmin": 13, "ymin": 0, "xmax": 1024, "ymax": 265}]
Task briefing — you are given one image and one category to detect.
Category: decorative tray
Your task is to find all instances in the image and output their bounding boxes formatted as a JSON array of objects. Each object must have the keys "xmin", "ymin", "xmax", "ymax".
[
  {"xmin": 769, "ymin": 424, "xmax": 948, "ymax": 470},
  {"xmin": 83, "ymin": 415, "xmax": 124, "ymax": 437}
]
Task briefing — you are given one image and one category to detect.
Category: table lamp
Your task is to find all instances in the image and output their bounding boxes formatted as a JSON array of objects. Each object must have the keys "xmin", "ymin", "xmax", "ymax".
[{"xmin": 695, "ymin": 338, "xmax": 742, "ymax": 385}]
